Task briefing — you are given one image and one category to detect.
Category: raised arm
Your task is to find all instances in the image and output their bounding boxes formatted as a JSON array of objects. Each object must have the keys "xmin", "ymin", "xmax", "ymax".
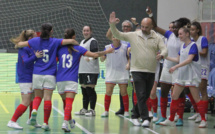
[
  {"xmin": 146, "ymin": 7, "xmax": 167, "ymax": 36},
  {"xmin": 85, "ymin": 47, "xmax": 114, "ymax": 59},
  {"xmin": 106, "ymin": 18, "xmax": 120, "ymax": 40},
  {"xmin": 109, "ymin": 12, "xmax": 131, "ymax": 42}
]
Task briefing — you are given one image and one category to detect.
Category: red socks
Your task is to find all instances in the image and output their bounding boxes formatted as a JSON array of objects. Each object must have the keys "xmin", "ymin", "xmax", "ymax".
[
  {"xmin": 169, "ymin": 99, "xmax": 179, "ymax": 121},
  {"xmin": 160, "ymin": 97, "xmax": 168, "ymax": 118},
  {"xmin": 104, "ymin": 94, "xmax": 111, "ymax": 111},
  {"xmin": 44, "ymin": 100, "xmax": 52, "ymax": 124},
  {"xmin": 187, "ymin": 93, "xmax": 198, "ymax": 112},
  {"xmin": 133, "ymin": 92, "xmax": 137, "ymax": 106},
  {"xmin": 146, "ymin": 98, "xmax": 152, "ymax": 111},
  {"xmin": 33, "ymin": 96, "xmax": 42, "ymax": 110},
  {"xmin": 11, "ymin": 104, "xmax": 27, "ymax": 122},
  {"xmin": 29, "ymin": 101, "xmax": 33, "ymax": 119},
  {"xmin": 64, "ymin": 98, "xmax": 74, "ymax": 121},
  {"xmin": 177, "ymin": 97, "xmax": 185, "ymax": 119},
  {"xmin": 122, "ymin": 95, "xmax": 129, "ymax": 112},
  {"xmin": 151, "ymin": 97, "xmax": 158, "ymax": 113},
  {"xmin": 197, "ymin": 101, "xmax": 207, "ymax": 121}
]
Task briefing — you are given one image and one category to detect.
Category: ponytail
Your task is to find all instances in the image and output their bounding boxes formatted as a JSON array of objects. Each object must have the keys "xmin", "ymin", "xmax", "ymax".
[{"xmin": 10, "ymin": 29, "xmax": 35, "ymax": 44}]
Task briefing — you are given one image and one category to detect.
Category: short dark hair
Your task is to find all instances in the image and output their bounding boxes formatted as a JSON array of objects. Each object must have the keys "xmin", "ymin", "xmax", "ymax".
[{"xmin": 191, "ymin": 21, "xmax": 202, "ymax": 36}]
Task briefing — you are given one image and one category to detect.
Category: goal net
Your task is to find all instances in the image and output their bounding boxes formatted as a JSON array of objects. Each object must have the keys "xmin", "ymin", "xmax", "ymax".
[{"xmin": 0, "ymin": 0, "xmax": 129, "ymax": 94}]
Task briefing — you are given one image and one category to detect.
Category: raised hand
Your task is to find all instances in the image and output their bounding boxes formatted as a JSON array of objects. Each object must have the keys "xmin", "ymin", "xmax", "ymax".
[
  {"xmin": 116, "ymin": 18, "xmax": 120, "ymax": 24},
  {"xmin": 130, "ymin": 17, "xmax": 138, "ymax": 25},
  {"xmin": 109, "ymin": 12, "xmax": 117, "ymax": 24},
  {"xmin": 146, "ymin": 6, "xmax": 152, "ymax": 15}
]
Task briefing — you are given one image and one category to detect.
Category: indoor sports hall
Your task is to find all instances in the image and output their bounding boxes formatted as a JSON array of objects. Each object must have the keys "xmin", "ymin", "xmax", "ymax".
[{"xmin": 0, "ymin": 0, "xmax": 215, "ymax": 134}]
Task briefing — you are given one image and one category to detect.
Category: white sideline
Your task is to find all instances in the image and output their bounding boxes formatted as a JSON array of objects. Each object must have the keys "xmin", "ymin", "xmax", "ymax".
[
  {"xmin": 52, "ymin": 105, "xmax": 92, "ymax": 134},
  {"xmin": 96, "ymin": 102, "xmax": 159, "ymax": 134}
]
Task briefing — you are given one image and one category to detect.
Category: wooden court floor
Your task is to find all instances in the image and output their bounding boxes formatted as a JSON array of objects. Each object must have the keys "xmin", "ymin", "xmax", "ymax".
[{"xmin": 0, "ymin": 92, "xmax": 215, "ymax": 134}]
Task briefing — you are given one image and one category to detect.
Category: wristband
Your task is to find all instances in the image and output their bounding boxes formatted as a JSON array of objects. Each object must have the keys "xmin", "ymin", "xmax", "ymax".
[{"xmin": 149, "ymin": 13, "xmax": 153, "ymax": 17}]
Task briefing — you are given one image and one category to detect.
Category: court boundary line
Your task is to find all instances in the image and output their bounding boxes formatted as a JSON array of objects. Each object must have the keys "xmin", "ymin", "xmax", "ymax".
[
  {"xmin": 96, "ymin": 102, "xmax": 159, "ymax": 134},
  {"xmin": 0, "ymin": 100, "xmax": 9, "ymax": 113},
  {"xmin": 52, "ymin": 105, "xmax": 92, "ymax": 134}
]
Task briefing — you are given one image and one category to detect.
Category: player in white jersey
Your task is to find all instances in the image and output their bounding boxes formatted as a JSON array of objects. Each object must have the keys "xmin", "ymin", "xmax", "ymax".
[
  {"xmin": 75, "ymin": 26, "xmax": 99, "ymax": 116},
  {"xmin": 160, "ymin": 27, "xmax": 207, "ymax": 128},
  {"xmin": 186, "ymin": 21, "xmax": 209, "ymax": 122},
  {"xmin": 106, "ymin": 19, "xmax": 133, "ymax": 115},
  {"xmin": 100, "ymin": 35, "xmax": 130, "ymax": 118},
  {"xmin": 146, "ymin": 7, "xmax": 191, "ymax": 125}
]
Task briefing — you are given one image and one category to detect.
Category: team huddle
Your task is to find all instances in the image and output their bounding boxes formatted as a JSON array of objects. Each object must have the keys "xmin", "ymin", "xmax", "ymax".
[{"xmin": 7, "ymin": 7, "xmax": 212, "ymax": 132}]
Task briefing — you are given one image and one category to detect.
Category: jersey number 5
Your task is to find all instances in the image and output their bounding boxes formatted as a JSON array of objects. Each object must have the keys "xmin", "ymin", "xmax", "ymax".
[
  {"xmin": 62, "ymin": 54, "xmax": 73, "ymax": 68},
  {"xmin": 43, "ymin": 49, "xmax": 49, "ymax": 63}
]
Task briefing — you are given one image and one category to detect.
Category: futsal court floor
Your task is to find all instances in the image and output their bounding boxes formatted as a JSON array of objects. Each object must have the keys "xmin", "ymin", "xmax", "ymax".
[{"xmin": 0, "ymin": 92, "xmax": 214, "ymax": 134}]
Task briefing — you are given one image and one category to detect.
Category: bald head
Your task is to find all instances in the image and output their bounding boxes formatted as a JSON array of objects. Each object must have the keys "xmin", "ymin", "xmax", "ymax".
[{"xmin": 141, "ymin": 18, "xmax": 153, "ymax": 35}]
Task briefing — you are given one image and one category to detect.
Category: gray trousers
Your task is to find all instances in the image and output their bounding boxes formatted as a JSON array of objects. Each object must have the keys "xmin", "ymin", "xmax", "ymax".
[{"xmin": 131, "ymin": 72, "xmax": 155, "ymax": 121}]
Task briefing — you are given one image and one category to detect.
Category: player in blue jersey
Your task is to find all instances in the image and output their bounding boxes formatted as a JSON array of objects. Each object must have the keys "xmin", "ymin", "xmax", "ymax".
[
  {"xmin": 56, "ymin": 28, "xmax": 114, "ymax": 132},
  {"xmin": 15, "ymin": 23, "xmax": 79, "ymax": 131},
  {"xmin": 7, "ymin": 29, "xmax": 43, "ymax": 130}
]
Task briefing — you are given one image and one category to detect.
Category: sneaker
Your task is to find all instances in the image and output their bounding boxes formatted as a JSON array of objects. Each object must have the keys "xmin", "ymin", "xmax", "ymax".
[
  {"xmin": 124, "ymin": 112, "xmax": 129, "ymax": 117},
  {"xmin": 199, "ymin": 120, "xmax": 207, "ymax": 128},
  {"xmin": 195, "ymin": 114, "xmax": 201, "ymax": 123},
  {"xmin": 142, "ymin": 120, "xmax": 150, "ymax": 127},
  {"xmin": 41, "ymin": 123, "xmax": 50, "ymax": 131},
  {"xmin": 115, "ymin": 109, "xmax": 124, "ymax": 115},
  {"xmin": 62, "ymin": 120, "xmax": 70, "ymax": 132},
  {"xmin": 69, "ymin": 119, "xmax": 76, "ymax": 129},
  {"xmin": 174, "ymin": 114, "xmax": 179, "ymax": 122},
  {"xmin": 148, "ymin": 111, "xmax": 153, "ymax": 118},
  {"xmin": 7, "ymin": 121, "xmax": 23, "ymax": 130},
  {"xmin": 75, "ymin": 108, "xmax": 87, "ymax": 115},
  {"xmin": 131, "ymin": 119, "xmax": 141, "ymax": 126},
  {"xmin": 176, "ymin": 119, "xmax": 183, "ymax": 126},
  {"xmin": 159, "ymin": 119, "xmax": 175, "ymax": 127},
  {"xmin": 155, "ymin": 117, "xmax": 166, "ymax": 125},
  {"xmin": 152, "ymin": 116, "xmax": 158, "ymax": 122},
  {"xmin": 26, "ymin": 119, "xmax": 41, "ymax": 128},
  {"xmin": 188, "ymin": 113, "xmax": 199, "ymax": 120},
  {"xmin": 101, "ymin": 111, "xmax": 109, "ymax": 117},
  {"xmin": 30, "ymin": 109, "xmax": 37, "ymax": 126},
  {"xmin": 85, "ymin": 109, "xmax": 95, "ymax": 116}
]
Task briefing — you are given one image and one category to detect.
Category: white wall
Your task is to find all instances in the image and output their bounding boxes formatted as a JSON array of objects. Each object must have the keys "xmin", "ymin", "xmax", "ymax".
[{"xmin": 157, "ymin": 0, "xmax": 199, "ymax": 29}]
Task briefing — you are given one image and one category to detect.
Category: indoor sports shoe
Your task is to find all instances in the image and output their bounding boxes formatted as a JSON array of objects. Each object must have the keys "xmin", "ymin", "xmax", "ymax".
[
  {"xmin": 155, "ymin": 117, "xmax": 166, "ymax": 125},
  {"xmin": 85, "ymin": 109, "xmax": 96, "ymax": 116},
  {"xmin": 75, "ymin": 108, "xmax": 87, "ymax": 115},
  {"xmin": 148, "ymin": 111, "xmax": 153, "ymax": 118},
  {"xmin": 195, "ymin": 114, "xmax": 201, "ymax": 123},
  {"xmin": 124, "ymin": 112, "xmax": 129, "ymax": 117},
  {"xmin": 115, "ymin": 109, "xmax": 124, "ymax": 115},
  {"xmin": 26, "ymin": 119, "xmax": 41, "ymax": 128},
  {"xmin": 188, "ymin": 113, "xmax": 199, "ymax": 120},
  {"xmin": 69, "ymin": 119, "xmax": 76, "ymax": 129},
  {"xmin": 41, "ymin": 123, "xmax": 50, "ymax": 131},
  {"xmin": 152, "ymin": 116, "xmax": 158, "ymax": 123},
  {"xmin": 101, "ymin": 111, "xmax": 109, "ymax": 117},
  {"xmin": 131, "ymin": 119, "xmax": 141, "ymax": 126},
  {"xmin": 142, "ymin": 120, "xmax": 150, "ymax": 127},
  {"xmin": 159, "ymin": 119, "xmax": 175, "ymax": 127},
  {"xmin": 176, "ymin": 119, "xmax": 183, "ymax": 126},
  {"xmin": 199, "ymin": 120, "xmax": 207, "ymax": 128},
  {"xmin": 30, "ymin": 109, "xmax": 37, "ymax": 126},
  {"xmin": 7, "ymin": 121, "xmax": 23, "ymax": 130},
  {"xmin": 174, "ymin": 114, "xmax": 179, "ymax": 122},
  {"xmin": 62, "ymin": 120, "xmax": 70, "ymax": 132}
]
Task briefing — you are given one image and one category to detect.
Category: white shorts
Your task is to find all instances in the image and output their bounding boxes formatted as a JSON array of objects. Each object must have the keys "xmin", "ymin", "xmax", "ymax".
[
  {"xmin": 57, "ymin": 81, "xmax": 78, "ymax": 94},
  {"xmin": 33, "ymin": 74, "xmax": 56, "ymax": 90},
  {"xmin": 105, "ymin": 79, "xmax": 128, "ymax": 85},
  {"xmin": 175, "ymin": 79, "xmax": 200, "ymax": 87},
  {"xmin": 201, "ymin": 67, "xmax": 209, "ymax": 80},
  {"xmin": 19, "ymin": 83, "xmax": 33, "ymax": 95},
  {"xmin": 160, "ymin": 67, "xmax": 178, "ymax": 85}
]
